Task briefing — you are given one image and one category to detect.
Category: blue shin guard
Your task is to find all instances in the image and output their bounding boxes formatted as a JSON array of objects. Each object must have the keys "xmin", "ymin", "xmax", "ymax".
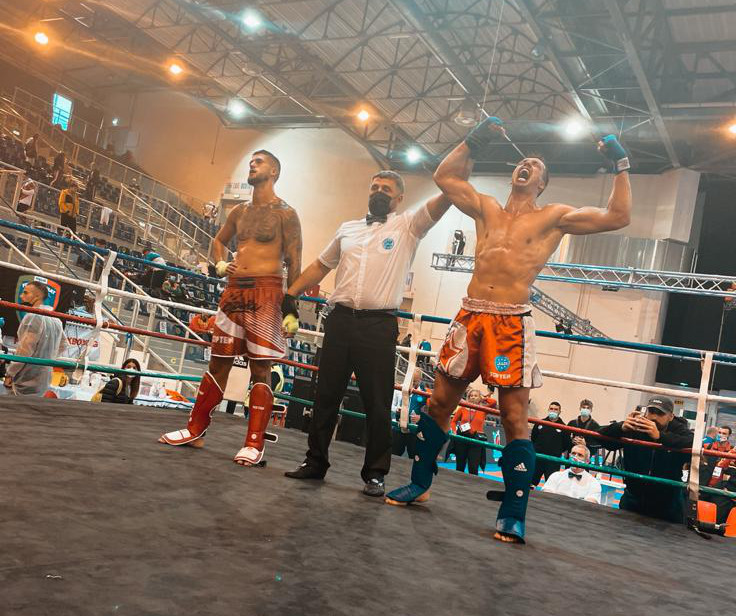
[
  {"xmin": 493, "ymin": 439, "xmax": 535, "ymax": 542},
  {"xmin": 385, "ymin": 412, "xmax": 448, "ymax": 505}
]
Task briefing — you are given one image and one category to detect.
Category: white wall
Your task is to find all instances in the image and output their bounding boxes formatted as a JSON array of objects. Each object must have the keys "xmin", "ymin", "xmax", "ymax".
[{"xmin": 110, "ymin": 90, "xmax": 702, "ymax": 426}]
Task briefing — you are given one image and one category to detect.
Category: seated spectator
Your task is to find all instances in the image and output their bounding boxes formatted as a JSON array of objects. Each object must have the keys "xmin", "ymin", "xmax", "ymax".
[
  {"xmin": 450, "ymin": 389, "xmax": 488, "ymax": 475},
  {"xmin": 2, "ymin": 281, "xmax": 66, "ymax": 396},
  {"xmin": 531, "ymin": 401, "xmax": 572, "ymax": 485},
  {"xmin": 598, "ymin": 396, "xmax": 693, "ymax": 523},
  {"xmin": 161, "ymin": 276, "xmax": 174, "ymax": 297},
  {"xmin": 700, "ymin": 426, "xmax": 733, "ymax": 485},
  {"xmin": 170, "ymin": 280, "xmax": 189, "ymax": 302},
  {"xmin": 542, "ymin": 444, "xmax": 602, "ymax": 504},
  {"xmin": 568, "ymin": 398, "xmax": 602, "ymax": 462},
  {"xmin": 701, "ymin": 454, "xmax": 736, "ymax": 524},
  {"xmin": 96, "ymin": 358, "xmax": 141, "ymax": 404},
  {"xmin": 702, "ymin": 426, "xmax": 718, "ymax": 446}
]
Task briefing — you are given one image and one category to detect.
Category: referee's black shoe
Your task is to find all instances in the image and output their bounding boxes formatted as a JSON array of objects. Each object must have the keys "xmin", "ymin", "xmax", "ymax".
[
  {"xmin": 363, "ymin": 477, "xmax": 385, "ymax": 497},
  {"xmin": 284, "ymin": 461, "xmax": 326, "ymax": 480}
]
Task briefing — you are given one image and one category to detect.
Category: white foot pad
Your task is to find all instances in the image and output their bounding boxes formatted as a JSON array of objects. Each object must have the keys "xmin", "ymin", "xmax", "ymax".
[
  {"xmin": 233, "ymin": 446, "xmax": 263, "ymax": 465},
  {"xmin": 161, "ymin": 429, "xmax": 197, "ymax": 445}
]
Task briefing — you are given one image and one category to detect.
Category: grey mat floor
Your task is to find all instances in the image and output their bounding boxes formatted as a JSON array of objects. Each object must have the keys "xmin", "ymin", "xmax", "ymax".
[{"xmin": 0, "ymin": 397, "xmax": 730, "ymax": 616}]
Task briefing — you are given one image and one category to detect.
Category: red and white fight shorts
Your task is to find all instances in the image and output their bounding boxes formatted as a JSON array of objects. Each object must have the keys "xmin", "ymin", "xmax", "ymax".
[
  {"xmin": 211, "ymin": 275, "xmax": 285, "ymax": 360},
  {"xmin": 438, "ymin": 297, "xmax": 542, "ymax": 389}
]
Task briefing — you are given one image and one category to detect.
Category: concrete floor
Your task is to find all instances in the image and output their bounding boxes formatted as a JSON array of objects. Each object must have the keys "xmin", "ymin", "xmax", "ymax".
[{"xmin": 1, "ymin": 397, "xmax": 731, "ymax": 616}]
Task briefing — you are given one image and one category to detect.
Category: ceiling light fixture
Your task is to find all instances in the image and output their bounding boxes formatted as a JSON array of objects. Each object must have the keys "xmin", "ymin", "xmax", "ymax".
[
  {"xmin": 406, "ymin": 147, "xmax": 423, "ymax": 164},
  {"xmin": 356, "ymin": 108, "xmax": 370, "ymax": 122},
  {"xmin": 168, "ymin": 62, "xmax": 184, "ymax": 76},
  {"xmin": 34, "ymin": 31, "xmax": 49, "ymax": 46}
]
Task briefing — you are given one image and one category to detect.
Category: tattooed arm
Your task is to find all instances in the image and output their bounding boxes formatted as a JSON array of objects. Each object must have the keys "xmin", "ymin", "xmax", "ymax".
[{"xmin": 282, "ymin": 206, "xmax": 303, "ymax": 288}]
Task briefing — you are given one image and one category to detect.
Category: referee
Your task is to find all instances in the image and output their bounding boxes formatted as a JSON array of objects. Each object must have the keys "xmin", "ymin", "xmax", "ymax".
[{"xmin": 283, "ymin": 170, "xmax": 460, "ymax": 496}]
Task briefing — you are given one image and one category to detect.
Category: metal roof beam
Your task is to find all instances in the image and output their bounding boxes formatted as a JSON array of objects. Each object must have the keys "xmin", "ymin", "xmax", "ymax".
[{"xmin": 603, "ymin": 0, "xmax": 680, "ymax": 168}]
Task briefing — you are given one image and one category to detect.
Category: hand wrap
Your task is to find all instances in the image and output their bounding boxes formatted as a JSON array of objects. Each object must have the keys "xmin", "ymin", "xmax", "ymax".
[{"xmin": 465, "ymin": 116, "xmax": 505, "ymax": 158}]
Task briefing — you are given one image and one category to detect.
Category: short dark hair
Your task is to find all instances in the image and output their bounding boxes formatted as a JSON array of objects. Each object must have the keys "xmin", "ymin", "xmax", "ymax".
[
  {"xmin": 549, "ymin": 401, "xmax": 561, "ymax": 408},
  {"xmin": 528, "ymin": 152, "xmax": 549, "ymax": 195},
  {"xmin": 721, "ymin": 425, "xmax": 733, "ymax": 435},
  {"xmin": 253, "ymin": 149, "xmax": 281, "ymax": 182},
  {"xmin": 371, "ymin": 170, "xmax": 405, "ymax": 195},
  {"xmin": 26, "ymin": 280, "xmax": 48, "ymax": 300},
  {"xmin": 580, "ymin": 399, "xmax": 593, "ymax": 409}
]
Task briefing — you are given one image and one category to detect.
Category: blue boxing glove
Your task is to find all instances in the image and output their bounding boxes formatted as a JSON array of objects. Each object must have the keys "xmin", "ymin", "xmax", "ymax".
[
  {"xmin": 465, "ymin": 116, "xmax": 506, "ymax": 158},
  {"xmin": 598, "ymin": 134, "xmax": 630, "ymax": 174}
]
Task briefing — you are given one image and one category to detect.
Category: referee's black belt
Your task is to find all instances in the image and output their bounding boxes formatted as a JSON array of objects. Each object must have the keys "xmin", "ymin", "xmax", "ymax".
[{"xmin": 333, "ymin": 303, "xmax": 397, "ymax": 317}]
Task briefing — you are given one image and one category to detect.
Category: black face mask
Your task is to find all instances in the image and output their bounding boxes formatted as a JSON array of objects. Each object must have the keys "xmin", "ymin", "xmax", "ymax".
[{"xmin": 368, "ymin": 191, "xmax": 392, "ymax": 217}]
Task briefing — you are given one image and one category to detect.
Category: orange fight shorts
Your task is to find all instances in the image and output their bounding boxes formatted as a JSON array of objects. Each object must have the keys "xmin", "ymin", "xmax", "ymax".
[
  {"xmin": 438, "ymin": 297, "xmax": 542, "ymax": 389},
  {"xmin": 211, "ymin": 276, "xmax": 285, "ymax": 360}
]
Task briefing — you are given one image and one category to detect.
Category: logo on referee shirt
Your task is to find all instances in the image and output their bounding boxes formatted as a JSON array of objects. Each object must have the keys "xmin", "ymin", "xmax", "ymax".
[
  {"xmin": 494, "ymin": 355, "xmax": 510, "ymax": 372},
  {"xmin": 382, "ymin": 237, "xmax": 395, "ymax": 250}
]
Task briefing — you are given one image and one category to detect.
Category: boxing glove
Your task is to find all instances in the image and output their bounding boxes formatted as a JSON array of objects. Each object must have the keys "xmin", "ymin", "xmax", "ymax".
[
  {"xmin": 215, "ymin": 260, "xmax": 229, "ymax": 277},
  {"xmin": 598, "ymin": 135, "xmax": 630, "ymax": 174},
  {"xmin": 465, "ymin": 116, "xmax": 505, "ymax": 158},
  {"xmin": 281, "ymin": 293, "xmax": 299, "ymax": 336}
]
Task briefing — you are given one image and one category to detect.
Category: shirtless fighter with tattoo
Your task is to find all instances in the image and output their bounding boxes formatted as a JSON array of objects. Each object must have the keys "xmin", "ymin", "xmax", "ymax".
[
  {"xmin": 386, "ymin": 117, "xmax": 632, "ymax": 543},
  {"xmin": 159, "ymin": 150, "xmax": 302, "ymax": 466}
]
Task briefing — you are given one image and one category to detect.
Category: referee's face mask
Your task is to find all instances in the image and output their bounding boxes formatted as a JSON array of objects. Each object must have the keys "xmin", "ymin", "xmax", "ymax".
[{"xmin": 368, "ymin": 177, "xmax": 403, "ymax": 215}]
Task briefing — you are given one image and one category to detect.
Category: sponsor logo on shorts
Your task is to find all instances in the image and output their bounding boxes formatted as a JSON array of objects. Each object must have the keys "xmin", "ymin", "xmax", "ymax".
[
  {"xmin": 514, "ymin": 463, "xmax": 527, "ymax": 472},
  {"xmin": 494, "ymin": 355, "xmax": 510, "ymax": 372},
  {"xmin": 382, "ymin": 237, "xmax": 395, "ymax": 250},
  {"xmin": 213, "ymin": 335, "xmax": 234, "ymax": 345}
]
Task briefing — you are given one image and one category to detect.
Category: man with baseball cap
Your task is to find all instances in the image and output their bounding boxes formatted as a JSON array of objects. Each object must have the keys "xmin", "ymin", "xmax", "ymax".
[{"xmin": 597, "ymin": 396, "xmax": 693, "ymax": 523}]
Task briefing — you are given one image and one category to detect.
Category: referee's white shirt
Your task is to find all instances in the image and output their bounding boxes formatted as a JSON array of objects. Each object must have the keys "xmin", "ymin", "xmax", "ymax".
[
  {"xmin": 542, "ymin": 469, "xmax": 602, "ymax": 504},
  {"xmin": 318, "ymin": 204, "xmax": 436, "ymax": 310}
]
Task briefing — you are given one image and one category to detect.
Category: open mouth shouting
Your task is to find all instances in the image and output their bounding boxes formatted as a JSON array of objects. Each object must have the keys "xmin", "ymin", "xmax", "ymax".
[{"xmin": 516, "ymin": 166, "xmax": 531, "ymax": 183}]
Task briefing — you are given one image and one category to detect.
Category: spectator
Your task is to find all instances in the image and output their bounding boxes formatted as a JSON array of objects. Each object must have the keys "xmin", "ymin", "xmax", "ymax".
[
  {"xmin": 50, "ymin": 151, "xmax": 66, "ymax": 188},
  {"xmin": 143, "ymin": 247, "xmax": 167, "ymax": 297},
  {"xmin": 417, "ymin": 337, "xmax": 431, "ymax": 372},
  {"xmin": 17, "ymin": 178, "xmax": 36, "ymax": 215},
  {"xmin": 542, "ymin": 444, "xmax": 602, "ymax": 504},
  {"xmin": 700, "ymin": 426, "xmax": 733, "ymax": 485},
  {"xmin": 170, "ymin": 280, "xmax": 190, "ymax": 303},
  {"xmin": 703, "ymin": 426, "xmax": 718, "ymax": 446},
  {"xmin": 84, "ymin": 165, "xmax": 100, "ymax": 201},
  {"xmin": 399, "ymin": 332, "xmax": 412, "ymax": 347},
  {"xmin": 95, "ymin": 358, "xmax": 141, "ymax": 404},
  {"xmin": 391, "ymin": 368, "xmax": 426, "ymax": 459},
  {"xmin": 203, "ymin": 200, "xmax": 218, "ymax": 222},
  {"xmin": 2, "ymin": 281, "xmax": 66, "ymax": 396},
  {"xmin": 32, "ymin": 156, "xmax": 51, "ymax": 184},
  {"xmin": 568, "ymin": 398, "xmax": 602, "ymax": 462},
  {"xmin": 450, "ymin": 388, "xmax": 487, "ymax": 475},
  {"xmin": 701, "ymin": 453, "xmax": 736, "ymax": 524},
  {"xmin": 58, "ymin": 179, "xmax": 79, "ymax": 234},
  {"xmin": 24, "ymin": 133, "xmax": 39, "ymax": 164},
  {"xmin": 161, "ymin": 276, "xmax": 174, "ymax": 297},
  {"xmin": 598, "ymin": 396, "xmax": 693, "ymax": 523},
  {"xmin": 531, "ymin": 401, "xmax": 572, "ymax": 485}
]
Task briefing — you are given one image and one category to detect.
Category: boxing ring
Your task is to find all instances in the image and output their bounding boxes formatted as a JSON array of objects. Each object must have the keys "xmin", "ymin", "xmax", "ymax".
[{"xmin": 2, "ymin": 221, "xmax": 736, "ymax": 616}]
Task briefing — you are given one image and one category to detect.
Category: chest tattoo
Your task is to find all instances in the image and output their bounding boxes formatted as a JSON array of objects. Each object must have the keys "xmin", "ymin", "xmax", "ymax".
[{"xmin": 239, "ymin": 206, "xmax": 281, "ymax": 243}]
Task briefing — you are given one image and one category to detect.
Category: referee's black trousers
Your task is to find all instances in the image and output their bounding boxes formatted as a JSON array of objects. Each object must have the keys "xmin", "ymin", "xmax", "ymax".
[{"xmin": 306, "ymin": 305, "xmax": 398, "ymax": 482}]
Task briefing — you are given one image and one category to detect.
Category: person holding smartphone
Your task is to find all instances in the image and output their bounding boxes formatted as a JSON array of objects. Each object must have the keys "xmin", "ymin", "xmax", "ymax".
[{"xmin": 597, "ymin": 396, "xmax": 693, "ymax": 523}]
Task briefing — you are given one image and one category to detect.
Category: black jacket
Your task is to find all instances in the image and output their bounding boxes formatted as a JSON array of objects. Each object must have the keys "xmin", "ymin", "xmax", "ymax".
[
  {"xmin": 531, "ymin": 417, "xmax": 572, "ymax": 457},
  {"xmin": 598, "ymin": 416, "xmax": 693, "ymax": 517},
  {"xmin": 568, "ymin": 416, "xmax": 602, "ymax": 450},
  {"xmin": 100, "ymin": 377, "xmax": 135, "ymax": 404}
]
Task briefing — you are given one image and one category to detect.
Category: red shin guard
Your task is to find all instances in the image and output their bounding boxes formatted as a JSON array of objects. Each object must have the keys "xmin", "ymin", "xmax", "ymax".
[
  {"xmin": 234, "ymin": 382, "xmax": 276, "ymax": 465},
  {"xmin": 160, "ymin": 372, "xmax": 223, "ymax": 445}
]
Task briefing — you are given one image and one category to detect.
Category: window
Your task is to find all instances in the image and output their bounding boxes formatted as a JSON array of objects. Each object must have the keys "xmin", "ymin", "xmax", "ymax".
[{"xmin": 52, "ymin": 93, "xmax": 73, "ymax": 131}]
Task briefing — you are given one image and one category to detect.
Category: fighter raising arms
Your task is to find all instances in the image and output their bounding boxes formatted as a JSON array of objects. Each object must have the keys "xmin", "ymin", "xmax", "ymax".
[
  {"xmin": 386, "ymin": 118, "xmax": 632, "ymax": 544},
  {"xmin": 159, "ymin": 149, "xmax": 302, "ymax": 467}
]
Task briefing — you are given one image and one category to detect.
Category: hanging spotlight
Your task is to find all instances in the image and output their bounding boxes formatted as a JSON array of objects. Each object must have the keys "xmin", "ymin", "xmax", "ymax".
[
  {"xmin": 168, "ymin": 62, "xmax": 184, "ymax": 76},
  {"xmin": 227, "ymin": 98, "xmax": 247, "ymax": 119},
  {"xmin": 561, "ymin": 117, "xmax": 586, "ymax": 140},
  {"xmin": 728, "ymin": 123, "xmax": 736, "ymax": 136},
  {"xmin": 356, "ymin": 108, "xmax": 370, "ymax": 122},
  {"xmin": 111, "ymin": 117, "xmax": 120, "ymax": 127},
  {"xmin": 242, "ymin": 9, "xmax": 263, "ymax": 30},
  {"xmin": 34, "ymin": 31, "xmax": 49, "ymax": 46},
  {"xmin": 406, "ymin": 147, "xmax": 423, "ymax": 164}
]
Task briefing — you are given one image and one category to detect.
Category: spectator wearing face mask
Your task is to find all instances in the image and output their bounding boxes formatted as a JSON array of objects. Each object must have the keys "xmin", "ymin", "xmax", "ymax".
[
  {"xmin": 530, "ymin": 401, "xmax": 572, "ymax": 486},
  {"xmin": 700, "ymin": 426, "xmax": 733, "ymax": 486},
  {"xmin": 568, "ymin": 399, "xmax": 602, "ymax": 463},
  {"xmin": 542, "ymin": 444, "xmax": 602, "ymax": 504}
]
